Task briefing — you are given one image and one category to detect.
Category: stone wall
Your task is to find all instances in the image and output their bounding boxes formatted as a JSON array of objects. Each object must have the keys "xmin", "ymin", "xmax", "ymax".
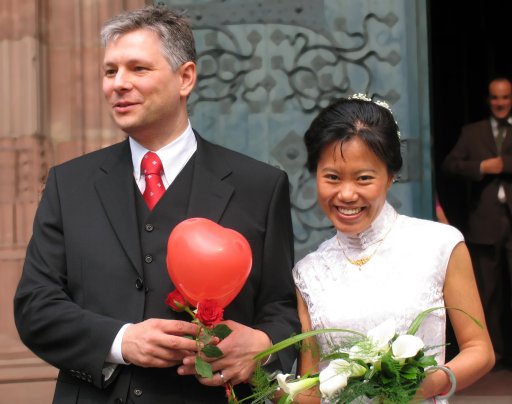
[{"xmin": 0, "ymin": 1, "xmax": 145, "ymax": 402}]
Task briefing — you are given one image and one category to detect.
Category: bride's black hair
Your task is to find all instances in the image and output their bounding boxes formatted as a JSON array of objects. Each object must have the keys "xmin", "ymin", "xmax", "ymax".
[{"xmin": 304, "ymin": 97, "xmax": 402, "ymax": 174}]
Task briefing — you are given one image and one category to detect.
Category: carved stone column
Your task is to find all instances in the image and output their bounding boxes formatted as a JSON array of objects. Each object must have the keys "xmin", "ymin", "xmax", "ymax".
[
  {"xmin": 0, "ymin": 1, "xmax": 54, "ymax": 400},
  {"xmin": 0, "ymin": 1, "xmax": 145, "ymax": 402}
]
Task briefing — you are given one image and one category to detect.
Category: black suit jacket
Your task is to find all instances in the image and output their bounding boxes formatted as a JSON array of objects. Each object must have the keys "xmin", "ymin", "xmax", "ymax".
[
  {"xmin": 14, "ymin": 133, "xmax": 299, "ymax": 403},
  {"xmin": 443, "ymin": 119, "xmax": 512, "ymax": 244}
]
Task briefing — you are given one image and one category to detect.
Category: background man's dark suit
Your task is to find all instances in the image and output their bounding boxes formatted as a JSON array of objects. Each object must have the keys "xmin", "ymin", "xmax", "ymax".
[
  {"xmin": 443, "ymin": 118, "xmax": 512, "ymax": 366},
  {"xmin": 14, "ymin": 133, "xmax": 299, "ymax": 403},
  {"xmin": 444, "ymin": 120, "xmax": 512, "ymax": 243}
]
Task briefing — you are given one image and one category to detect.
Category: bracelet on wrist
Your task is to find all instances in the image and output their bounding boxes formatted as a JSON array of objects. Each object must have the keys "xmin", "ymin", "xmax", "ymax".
[{"xmin": 431, "ymin": 365, "xmax": 456, "ymax": 400}]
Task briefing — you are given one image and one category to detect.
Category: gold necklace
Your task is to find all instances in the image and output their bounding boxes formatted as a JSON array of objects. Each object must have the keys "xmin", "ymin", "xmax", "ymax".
[{"xmin": 337, "ymin": 213, "xmax": 398, "ymax": 270}]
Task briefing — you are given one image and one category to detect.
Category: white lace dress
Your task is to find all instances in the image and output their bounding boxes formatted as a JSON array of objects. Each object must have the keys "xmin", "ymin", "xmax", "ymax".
[{"xmin": 293, "ymin": 202, "xmax": 464, "ymax": 403}]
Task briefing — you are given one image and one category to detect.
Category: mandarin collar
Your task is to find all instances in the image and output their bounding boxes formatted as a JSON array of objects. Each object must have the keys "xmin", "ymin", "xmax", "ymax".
[{"xmin": 336, "ymin": 201, "xmax": 397, "ymax": 250}]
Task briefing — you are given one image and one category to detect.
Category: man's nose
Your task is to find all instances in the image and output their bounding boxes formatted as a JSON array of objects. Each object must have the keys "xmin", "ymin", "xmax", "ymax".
[{"xmin": 113, "ymin": 70, "xmax": 133, "ymax": 91}]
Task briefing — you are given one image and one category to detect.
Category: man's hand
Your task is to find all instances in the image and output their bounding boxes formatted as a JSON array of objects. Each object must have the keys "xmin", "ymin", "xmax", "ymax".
[
  {"xmin": 122, "ymin": 319, "xmax": 200, "ymax": 368},
  {"xmin": 480, "ymin": 156, "xmax": 504, "ymax": 174},
  {"xmin": 177, "ymin": 320, "xmax": 272, "ymax": 386}
]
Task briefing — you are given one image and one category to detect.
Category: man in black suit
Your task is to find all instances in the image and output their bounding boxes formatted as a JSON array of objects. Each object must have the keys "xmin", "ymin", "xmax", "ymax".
[
  {"xmin": 443, "ymin": 77, "xmax": 512, "ymax": 369},
  {"xmin": 14, "ymin": 6, "xmax": 299, "ymax": 403}
]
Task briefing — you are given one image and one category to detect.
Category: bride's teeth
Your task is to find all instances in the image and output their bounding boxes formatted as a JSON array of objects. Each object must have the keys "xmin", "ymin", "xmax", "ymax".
[{"xmin": 338, "ymin": 207, "xmax": 361, "ymax": 215}]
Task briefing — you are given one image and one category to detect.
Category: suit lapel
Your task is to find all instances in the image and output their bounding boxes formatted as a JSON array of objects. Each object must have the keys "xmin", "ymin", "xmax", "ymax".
[
  {"xmin": 94, "ymin": 140, "xmax": 143, "ymax": 276},
  {"xmin": 92, "ymin": 134, "xmax": 233, "ymax": 275},
  {"xmin": 187, "ymin": 133, "xmax": 234, "ymax": 221}
]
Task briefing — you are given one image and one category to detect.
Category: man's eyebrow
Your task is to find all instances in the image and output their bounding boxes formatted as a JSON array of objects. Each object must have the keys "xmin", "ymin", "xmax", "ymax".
[{"xmin": 103, "ymin": 58, "xmax": 151, "ymax": 66}]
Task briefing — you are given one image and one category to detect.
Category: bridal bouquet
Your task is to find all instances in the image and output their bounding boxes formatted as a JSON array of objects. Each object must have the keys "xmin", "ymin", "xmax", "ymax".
[{"xmin": 248, "ymin": 307, "xmax": 479, "ymax": 403}]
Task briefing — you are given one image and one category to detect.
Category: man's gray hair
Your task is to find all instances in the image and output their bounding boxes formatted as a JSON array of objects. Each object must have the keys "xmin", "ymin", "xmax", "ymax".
[{"xmin": 101, "ymin": 5, "xmax": 196, "ymax": 70}]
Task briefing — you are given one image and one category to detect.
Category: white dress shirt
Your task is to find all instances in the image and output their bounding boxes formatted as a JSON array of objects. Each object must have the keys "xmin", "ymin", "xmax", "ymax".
[{"xmin": 130, "ymin": 123, "xmax": 197, "ymax": 193}]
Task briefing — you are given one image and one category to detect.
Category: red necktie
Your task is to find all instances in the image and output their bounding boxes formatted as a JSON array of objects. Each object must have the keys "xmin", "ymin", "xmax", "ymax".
[{"xmin": 141, "ymin": 151, "xmax": 165, "ymax": 210}]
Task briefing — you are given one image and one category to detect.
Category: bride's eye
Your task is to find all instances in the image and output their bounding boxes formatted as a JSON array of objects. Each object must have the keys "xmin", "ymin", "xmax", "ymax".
[
  {"xmin": 324, "ymin": 174, "xmax": 339, "ymax": 181},
  {"xmin": 358, "ymin": 175, "xmax": 374, "ymax": 182}
]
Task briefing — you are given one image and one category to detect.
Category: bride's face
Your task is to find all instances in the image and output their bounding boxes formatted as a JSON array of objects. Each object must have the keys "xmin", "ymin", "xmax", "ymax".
[{"xmin": 316, "ymin": 137, "xmax": 393, "ymax": 236}]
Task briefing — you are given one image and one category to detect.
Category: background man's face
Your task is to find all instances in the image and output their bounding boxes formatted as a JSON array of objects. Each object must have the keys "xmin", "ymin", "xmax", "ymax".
[{"xmin": 489, "ymin": 80, "xmax": 512, "ymax": 120}]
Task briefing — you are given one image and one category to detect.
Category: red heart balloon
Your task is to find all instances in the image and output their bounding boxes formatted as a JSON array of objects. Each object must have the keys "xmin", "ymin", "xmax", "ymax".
[{"xmin": 167, "ymin": 218, "xmax": 252, "ymax": 308}]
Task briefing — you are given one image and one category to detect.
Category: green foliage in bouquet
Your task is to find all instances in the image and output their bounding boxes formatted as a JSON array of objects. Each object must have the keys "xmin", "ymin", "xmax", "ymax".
[{"xmin": 248, "ymin": 307, "xmax": 481, "ymax": 404}]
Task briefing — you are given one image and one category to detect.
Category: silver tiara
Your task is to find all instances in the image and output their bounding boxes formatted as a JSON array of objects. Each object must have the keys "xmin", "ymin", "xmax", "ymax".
[{"xmin": 348, "ymin": 93, "xmax": 401, "ymax": 139}]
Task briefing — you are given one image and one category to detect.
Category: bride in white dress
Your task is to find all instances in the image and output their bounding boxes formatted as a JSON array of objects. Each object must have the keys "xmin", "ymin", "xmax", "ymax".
[{"xmin": 291, "ymin": 96, "xmax": 495, "ymax": 403}]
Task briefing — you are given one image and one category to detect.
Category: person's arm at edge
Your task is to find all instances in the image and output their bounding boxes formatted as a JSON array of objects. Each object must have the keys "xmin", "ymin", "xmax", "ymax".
[
  {"xmin": 286, "ymin": 290, "xmax": 321, "ymax": 403},
  {"xmin": 13, "ymin": 167, "xmax": 125, "ymax": 389},
  {"xmin": 417, "ymin": 242, "xmax": 495, "ymax": 399}
]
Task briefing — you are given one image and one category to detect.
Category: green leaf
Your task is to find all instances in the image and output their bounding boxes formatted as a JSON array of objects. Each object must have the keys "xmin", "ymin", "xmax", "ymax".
[
  {"xmin": 401, "ymin": 372, "xmax": 419, "ymax": 381},
  {"xmin": 417, "ymin": 355, "xmax": 437, "ymax": 368},
  {"xmin": 407, "ymin": 307, "xmax": 445, "ymax": 335},
  {"xmin": 400, "ymin": 365, "xmax": 419, "ymax": 381},
  {"xmin": 277, "ymin": 394, "xmax": 292, "ymax": 404},
  {"xmin": 195, "ymin": 356, "xmax": 213, "ymax": 378},
  {"xmin": 253, "ymin": 328, "xmax": 365, "ymax": 361},
  {"xmin": 400, "ymin": 365, "xmax": 418, "ymax": 376},
  {"xmin": 212, "ymin": 324, "xmax": 232, "ymax": 339},
  {"xmin": 235, "ymin": 365, "xmax": 281, "ymax": 404},
  {"xmin": 322, "ymin": 351, "xmax": 350, "ymax": 362},
  {"xmin": 380, "ymin": 355, "xmax": 400, "ymax": 382},
  {"xmin": 407, "ymin": 306, "xmax": 483, "ymax": 335},
  {"xmin": 202, "ymin": 344, "xmax": 224, "ymax": 358},
  {"xmin": 365, "ymin": 365, "xmax": 377, "ymax": 381}
]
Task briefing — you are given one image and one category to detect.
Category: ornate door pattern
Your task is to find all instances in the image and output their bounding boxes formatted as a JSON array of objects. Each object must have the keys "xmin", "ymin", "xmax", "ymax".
[{"xmin": 158, "ymin": 0, "xmax": 432, "ymax": 258}]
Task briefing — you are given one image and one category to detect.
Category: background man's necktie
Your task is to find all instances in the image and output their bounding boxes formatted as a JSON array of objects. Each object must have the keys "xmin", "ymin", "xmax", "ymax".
[
  {"xmin": 496, "ymin": 123, "xmax": 508, "ymax": 154},
  {"xmin": 141, "ymin": 151, "xmax": 165, "ymax": 210},
  {"xmin": 496, "ymin": 123, "xmax": 509, "ymax": 203}
]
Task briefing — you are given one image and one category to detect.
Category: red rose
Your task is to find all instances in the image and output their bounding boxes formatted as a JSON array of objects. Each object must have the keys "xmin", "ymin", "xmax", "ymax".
[
  {"xmin": 165, "ymin": 290, "xmax": 188, "ymax": 312},
  {"xmin": 196, "ymin": 299, "xmax": 224, "ymax": 326}
]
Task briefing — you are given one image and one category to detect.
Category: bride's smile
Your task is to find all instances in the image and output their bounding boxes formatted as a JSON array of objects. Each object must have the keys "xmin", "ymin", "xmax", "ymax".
[{"xmin": 316, "ymin": 136, "xmax": 393, "ymax": 236}]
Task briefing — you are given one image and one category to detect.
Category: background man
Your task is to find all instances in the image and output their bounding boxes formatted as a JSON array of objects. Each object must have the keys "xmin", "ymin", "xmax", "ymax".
[
  {"xmin": 14, "ymin": 6, "xmax": 299, "ymax": 403},
  {"xmin": 443, "ymin": 77, "xmax": 512, "ymax": 369}
]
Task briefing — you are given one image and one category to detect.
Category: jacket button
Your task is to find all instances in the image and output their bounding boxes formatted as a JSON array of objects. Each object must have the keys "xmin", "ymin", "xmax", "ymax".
[
  {"xmin": 133, "ymin": 388, "xmax": 143, "ymax": 397},
  {"xmin": 114, "ymin": 398, "xmax": 124, "ymax": 404},
  {"xmin": 145, "ymin": 223, "xmax": 154, "ymax": 232},
  {"xmin": 135, "ymin": 278, "xmax": 144, "ymax": 290},
  {"xmin": 144, "ymin": 254, "xmax": 153, "ymax": 264}
]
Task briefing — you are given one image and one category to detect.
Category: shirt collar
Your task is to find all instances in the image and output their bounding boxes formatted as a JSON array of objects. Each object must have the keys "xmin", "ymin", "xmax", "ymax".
[
  {"xmin": 491, "ymin": 116, "xmax": 512, "ymax": 131},
  {"xmin": 130, "ymin": 121, "xmax": 197, "ymax": 183}
]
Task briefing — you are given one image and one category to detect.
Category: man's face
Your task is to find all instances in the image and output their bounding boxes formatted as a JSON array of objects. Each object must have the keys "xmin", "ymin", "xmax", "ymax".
[
  {"xmin": 102, "ymin": 29, "xmax": 193, "ymax": 144},
  {"xmin": 489, "ymin": 80, "xmax": 512, "ymax": 120}
]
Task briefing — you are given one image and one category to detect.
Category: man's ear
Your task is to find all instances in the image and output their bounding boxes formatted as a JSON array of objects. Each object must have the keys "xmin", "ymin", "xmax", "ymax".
[{"xmin": 179, "ymin": 61, "xmax": 196, "ymax": 97}]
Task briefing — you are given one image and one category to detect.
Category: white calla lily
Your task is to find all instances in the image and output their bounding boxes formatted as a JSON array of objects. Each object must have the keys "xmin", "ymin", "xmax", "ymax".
[
  {"xmin": 319, "ymin": 359, "xmax": 351, "ymax": 398},
  {"xmin": 366, "ymin": 319, "xmax": 396, "ymax": 351},
  {"xmin": 391, "ymin": 334, "xmax": 425, "ymax": 359},
  {"xmin": 276, "ymin": 373, "xmax": 319, "ymax": 400},
  {"xmin": 276, "ymin": 373, "xmax": 292, "ymax": 390}
]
